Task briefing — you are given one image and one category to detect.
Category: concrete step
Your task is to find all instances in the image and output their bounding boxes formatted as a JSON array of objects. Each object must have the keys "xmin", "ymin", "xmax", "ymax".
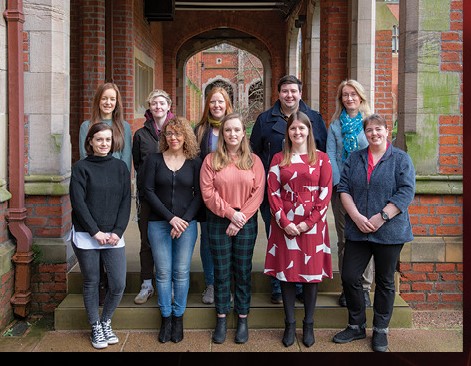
[{"xmin": 55, "ymin": 271, "xmax": 411, "ymax": 330}]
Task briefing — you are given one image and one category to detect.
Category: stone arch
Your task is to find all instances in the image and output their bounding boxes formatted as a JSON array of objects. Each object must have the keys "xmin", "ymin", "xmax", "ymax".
[
  {"xmin": 202, "ymin": 77, "xmax": 237, "ymax": 108},
  {"xmin": 175, "ymin": 28, "xmax": 272, "ymax": 117}
]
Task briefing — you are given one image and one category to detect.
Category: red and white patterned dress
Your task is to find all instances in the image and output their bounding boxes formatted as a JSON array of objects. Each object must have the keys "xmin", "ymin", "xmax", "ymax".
[{"xmin": 264, "ymin": 151, "xmax": 333, "ymax": 283}]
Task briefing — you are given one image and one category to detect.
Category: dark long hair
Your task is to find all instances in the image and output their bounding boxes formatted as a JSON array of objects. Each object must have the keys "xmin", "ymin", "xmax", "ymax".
[{"xmin": 84, "ymin": 122, "xmax": 114, "ymax": 156}]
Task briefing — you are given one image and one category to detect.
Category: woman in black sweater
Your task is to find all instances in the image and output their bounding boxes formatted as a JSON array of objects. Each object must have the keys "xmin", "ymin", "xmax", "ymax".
[
  {"xmin": 69, "ymin": 123, "xmax": 131, "ymax": 350},
  {"xmin": 143, "ymin": 117, "xmax": 202, "ymax": 344}
]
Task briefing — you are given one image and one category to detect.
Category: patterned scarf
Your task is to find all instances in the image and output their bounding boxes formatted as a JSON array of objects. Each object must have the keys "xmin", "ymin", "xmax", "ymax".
[
  {"xmin": 340, "ymin": 108, "xmax": 363, "ymax": 162},
  {"xmin": 208, "ymin": 117, "xmax": 222, "ymax": 128}
]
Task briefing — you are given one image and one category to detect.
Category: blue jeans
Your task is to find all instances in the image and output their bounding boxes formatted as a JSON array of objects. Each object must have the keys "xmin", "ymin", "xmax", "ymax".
[
  {"xmin": 72, "ymin": 242, "xmax": 126, "ymax": 325},
  {"xmin": 148, "ymin": 220, "xmax": 197, "ymax": 317},
  {"xmin": 260, "ymin": 200, "xmax": 302, "ymax": 296},
  {"xmin": 199, "ymin": 221, "xmax": 214, "ymax": 286}
]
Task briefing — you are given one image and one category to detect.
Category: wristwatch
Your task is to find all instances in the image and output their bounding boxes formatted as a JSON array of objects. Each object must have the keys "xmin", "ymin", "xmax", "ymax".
[{"xmin": 381, "ymin": 210, "xmax": 390, "ymax": 222}]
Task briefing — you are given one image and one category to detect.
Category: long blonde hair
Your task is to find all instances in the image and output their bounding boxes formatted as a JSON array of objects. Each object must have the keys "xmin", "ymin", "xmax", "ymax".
[
  {"xmin": 280, "ymin": 111, "xmax": 317, "ymax": 166},
  {"xmin": 330, "ymin": 79, "xmax": 372, "ymax": 123},
  {"xmin": 211, "ymin": 113, "xmax": 254, "ymax": 171},
  {"xmin": 194, "ymin": 87, "xmax": 233, "ymax": 144}
]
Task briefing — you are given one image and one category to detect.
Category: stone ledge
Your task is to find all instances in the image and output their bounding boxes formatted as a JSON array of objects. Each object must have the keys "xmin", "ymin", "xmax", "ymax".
[{"xmin": 401, "ymin": 236, "xmax": 462, "ymax": 263}]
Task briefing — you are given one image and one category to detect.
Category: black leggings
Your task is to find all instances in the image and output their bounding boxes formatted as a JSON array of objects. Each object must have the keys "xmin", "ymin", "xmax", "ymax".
[{"xmin": 280, "ymin": 282, "xmax": 318, "ymax": 323}]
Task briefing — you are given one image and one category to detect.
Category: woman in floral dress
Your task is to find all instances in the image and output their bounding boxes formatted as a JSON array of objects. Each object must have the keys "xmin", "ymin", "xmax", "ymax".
[{"xmin": 264, "ymin": 111, "xmax": 333, "ymax": 348}]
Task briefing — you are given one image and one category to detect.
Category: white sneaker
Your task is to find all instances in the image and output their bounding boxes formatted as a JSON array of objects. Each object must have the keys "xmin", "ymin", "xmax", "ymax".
[
  {"xmin": 134, "ymin": 284, "xmax": 154, "ymax": 304},
  {"xmin": 202, "ymin": 285, "xmax": 214, "ymax": 304}
]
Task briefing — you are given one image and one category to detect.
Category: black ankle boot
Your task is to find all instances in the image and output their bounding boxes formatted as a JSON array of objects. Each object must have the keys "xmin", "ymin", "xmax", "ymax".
[
  {"xmin": 212, "ymin": 317, "xmax": 227, "ymax": 344},
  {"xmin": 282, "ymin": 320, "xmax": 296, "ymax": 347},
  {"xmin": 171, "ymin": 315, "xmax": 184, "ymax": 343},
  {"xmin": 235, "ymin": 317, "xmax": 248, "ymax": 344},
  {"xmin": 158, "ymin": 316, "xmax": 172, "ymax": 343},
  {"xmin": 302, "ymin": 320, "xmax": 315, "ymax": 347}
]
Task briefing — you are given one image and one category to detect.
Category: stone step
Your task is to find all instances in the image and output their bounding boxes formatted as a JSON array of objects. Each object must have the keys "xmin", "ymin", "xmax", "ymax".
[
  {"xmin": 54, "ymin": 292, "xmax": 412, "ymax": 330},
  {"xmin": 55, "ymin": 271, "xmax": 411, "ymax": 330},
  {"xmin": 66, "ymin": 271, "xmax": 361, "ymax": 295}
]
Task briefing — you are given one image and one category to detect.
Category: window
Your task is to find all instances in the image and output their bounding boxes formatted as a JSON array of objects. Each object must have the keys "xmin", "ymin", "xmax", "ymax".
[
  {"xmin": 135, "ymin": 58, "xmax": 153, "ymax": 114},
  {"xmin": 392, "ymin": 25, "xmax": 399, "ymax": 53}
]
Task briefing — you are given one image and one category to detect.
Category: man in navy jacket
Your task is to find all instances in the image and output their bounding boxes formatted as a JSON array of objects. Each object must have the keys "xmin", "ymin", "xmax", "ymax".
[{"xmin": 250, "ymin": 75, "xmax": 327, "ymax": 304}]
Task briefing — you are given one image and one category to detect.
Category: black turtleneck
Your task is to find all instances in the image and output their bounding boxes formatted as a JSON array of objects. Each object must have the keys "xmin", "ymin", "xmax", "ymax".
[{"xmin": 70, "ymin": 154, "xmax": 131, "ymax": 238}]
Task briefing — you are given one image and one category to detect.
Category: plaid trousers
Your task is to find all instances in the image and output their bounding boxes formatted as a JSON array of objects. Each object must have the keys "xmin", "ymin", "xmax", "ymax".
[{"xmin": 206, "ymin": 210, "xmax": 258, "ymax": 315}]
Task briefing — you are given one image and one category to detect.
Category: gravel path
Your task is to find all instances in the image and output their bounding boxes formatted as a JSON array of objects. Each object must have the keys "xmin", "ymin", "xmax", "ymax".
[{"xmin": 412, "ymin": 310, "xmax": 463, "ymax": 329}]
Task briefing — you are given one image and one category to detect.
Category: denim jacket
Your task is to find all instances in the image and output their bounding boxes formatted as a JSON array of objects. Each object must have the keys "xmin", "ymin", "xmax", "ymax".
[{"xmin": 337, "ymin": 144, "xmax": 416, "ymax": 244}]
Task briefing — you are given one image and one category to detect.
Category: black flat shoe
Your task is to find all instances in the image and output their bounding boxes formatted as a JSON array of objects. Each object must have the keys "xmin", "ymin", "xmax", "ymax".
[
  {"xmin": 212, "ymin": 317, "xmax": 227, "ymax": 344},
  {"xmin": 235, "ymin": 317, "xmax": 248, "ymax": 344}
]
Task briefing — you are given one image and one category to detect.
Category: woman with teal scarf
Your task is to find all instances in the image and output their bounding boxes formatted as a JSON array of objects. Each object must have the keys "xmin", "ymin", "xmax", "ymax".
[{"xmin": 326, "ymin": 79, "xmax": 373, "ymax": 308}]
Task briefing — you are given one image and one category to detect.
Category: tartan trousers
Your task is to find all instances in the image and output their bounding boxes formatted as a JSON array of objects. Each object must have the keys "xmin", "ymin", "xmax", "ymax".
[{"xmin": 206, "ymin": 210, "xmax": 258, "ymax": 315}]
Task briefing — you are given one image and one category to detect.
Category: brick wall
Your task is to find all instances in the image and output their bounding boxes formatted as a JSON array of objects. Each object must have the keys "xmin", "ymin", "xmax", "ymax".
[
  {"xmin": 0, "ymin": 266, "xmax": 14, "ymax": 330},
  {"xmin": 25, "ymin": 196, "xmax": 71, "ymax": 238},
  {"xmin": 375, "ymin": 30, "xmax": 394, "ymax": 129},
  {"xmin": 30, "ymin": 263, "xmax": 67, "ymax": 313},
  {"xmin": 319, "ymin": 0, "xmax": 349, "ymax": 126},
  {"xmin": 399, "ymin": 262, "xmax": 463, "ymax": 310}
]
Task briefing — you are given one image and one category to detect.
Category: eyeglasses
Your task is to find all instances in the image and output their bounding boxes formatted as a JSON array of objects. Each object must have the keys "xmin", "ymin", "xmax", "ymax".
[
  {"xmin": 164, "ymin": 131, "xmax": 183, "ymax": 138},
  {"xmin": 342, "ymin": 93, "xmax": 359, "ymax": 100}
]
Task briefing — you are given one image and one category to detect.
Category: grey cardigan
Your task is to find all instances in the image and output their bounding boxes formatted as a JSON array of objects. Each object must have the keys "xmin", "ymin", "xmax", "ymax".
[{"xmin": 337, "ymin": 144, "xmax": 416, "ymax": 244}]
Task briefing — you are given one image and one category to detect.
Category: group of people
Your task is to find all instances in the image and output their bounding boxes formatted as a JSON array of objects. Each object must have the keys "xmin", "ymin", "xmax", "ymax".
[{"xmin": 69, "ymin": 75, "xmax": 415, "ymax": 353}]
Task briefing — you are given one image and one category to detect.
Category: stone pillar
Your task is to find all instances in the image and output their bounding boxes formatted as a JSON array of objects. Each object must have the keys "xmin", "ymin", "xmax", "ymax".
[
  {"xmin": 349, "ymin": 0, "xmax": 376, "ymax": 109},
  {"xmin": 23, "ymin": 0, "xmax": 72, "ymax": 264}
]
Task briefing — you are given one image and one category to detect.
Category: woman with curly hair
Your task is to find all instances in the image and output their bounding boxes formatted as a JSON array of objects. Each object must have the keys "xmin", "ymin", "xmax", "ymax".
[{"xmin": 143, "ymin": 117, "xmax": 202, "ymax": 344}]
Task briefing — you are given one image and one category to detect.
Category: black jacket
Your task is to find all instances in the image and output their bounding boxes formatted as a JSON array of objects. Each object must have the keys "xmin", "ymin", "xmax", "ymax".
[
  {"xmin": 250, "ymin": 99, "xmax": 327, "ymax": 174},
  {"xmin": 132, "ymin": 118, "xmax": 160, "ymax": 197}
]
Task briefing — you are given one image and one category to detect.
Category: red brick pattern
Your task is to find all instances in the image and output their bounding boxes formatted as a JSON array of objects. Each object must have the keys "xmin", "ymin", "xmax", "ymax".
[
  {"xmin": 30, "ymin": 263, "xmax": 68, "ymax": 314},
  {"xmin": 399, "ymin": 262, "xmax": 463, "ymax": 310}
]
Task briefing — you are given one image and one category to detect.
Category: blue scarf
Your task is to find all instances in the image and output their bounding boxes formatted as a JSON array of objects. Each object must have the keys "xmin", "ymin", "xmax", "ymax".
[{"xmin": 340, "ymin": 109, "xmax": 363, "ymax": 162}]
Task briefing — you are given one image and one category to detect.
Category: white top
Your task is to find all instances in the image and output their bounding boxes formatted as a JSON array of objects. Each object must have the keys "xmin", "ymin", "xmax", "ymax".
[{"xmin": 68, "ymin": 226, "xmax": 125, "ymax": 250}]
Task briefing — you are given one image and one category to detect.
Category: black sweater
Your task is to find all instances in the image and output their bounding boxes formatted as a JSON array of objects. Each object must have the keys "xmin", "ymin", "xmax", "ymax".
[
  {"xmin": 143, "ymin": 153, "xmax": 202, "ymax": 222},
  {"xmin": 70, "ymin": 154, "xmax": 131, "ymax": 238}
]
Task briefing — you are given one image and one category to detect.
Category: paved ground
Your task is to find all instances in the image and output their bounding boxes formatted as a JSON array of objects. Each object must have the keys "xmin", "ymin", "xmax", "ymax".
[{"xmin": 0, "ymin": 310, "xmax": 466, "ymax": 361}]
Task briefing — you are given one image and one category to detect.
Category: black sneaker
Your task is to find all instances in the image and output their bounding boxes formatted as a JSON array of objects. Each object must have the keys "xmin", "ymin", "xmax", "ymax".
[
  {"xmin": 90, "ymin": 321, "xmax": 108, "ymax": 349},
  {"xmin": 271, "ymin": 293, "xmax": 283, "ymax": 304},
  {"xmin": 101, "ymin": 319, "xmax": 119, "ymax": 344},
  {"xmin": 332, "ymin": 324, "xmax": 366, "ymax": 343},
  {"xmin": 372, "ymin": 328, "xmax": 388, "ymax": 352}
]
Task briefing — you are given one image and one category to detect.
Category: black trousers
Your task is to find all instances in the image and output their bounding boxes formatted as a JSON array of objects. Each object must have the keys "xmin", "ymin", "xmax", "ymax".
[{"xmin": 342, "ymin": 239, "xmax": 403, "ymax": 328}]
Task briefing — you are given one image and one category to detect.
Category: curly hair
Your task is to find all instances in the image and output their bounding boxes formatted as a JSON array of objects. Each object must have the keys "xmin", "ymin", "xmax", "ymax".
[{"xmin": 159, "ymin": 117, "xmax": 200, "ymax": 159}]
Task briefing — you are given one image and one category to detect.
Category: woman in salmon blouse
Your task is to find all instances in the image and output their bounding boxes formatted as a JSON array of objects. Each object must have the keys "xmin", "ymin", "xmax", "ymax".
[{"xmin": 200, "ymin": 113, "xmax": 265, "ymax": 345}]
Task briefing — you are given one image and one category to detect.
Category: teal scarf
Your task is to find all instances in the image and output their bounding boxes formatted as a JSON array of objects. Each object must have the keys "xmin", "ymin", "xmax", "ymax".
[{"xmin": 340, "ymin": 109, "xmax": 363, "ymax": 162}]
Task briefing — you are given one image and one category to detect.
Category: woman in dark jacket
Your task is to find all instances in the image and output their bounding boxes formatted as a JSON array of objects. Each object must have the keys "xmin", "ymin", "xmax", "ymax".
[
  {"xmin": 332, "ymin": 114, "xmax": 415, "ymax": 352},
  {"xmin": 131, "ymin": 89, "xmax": 174, "ymax": 305}
]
